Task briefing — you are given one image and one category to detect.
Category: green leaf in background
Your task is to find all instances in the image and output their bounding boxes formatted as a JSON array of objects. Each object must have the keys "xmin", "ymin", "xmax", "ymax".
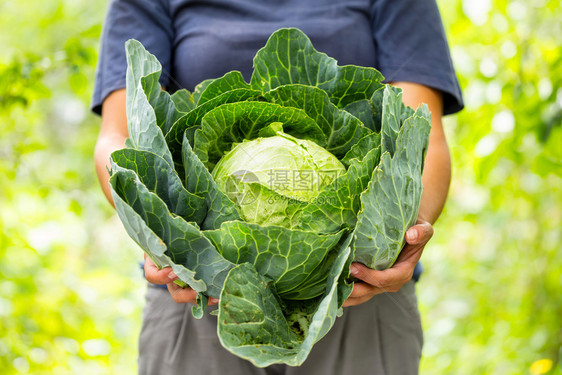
[{"xmin": 533, "ymin": 125, "xmax": 562, "ymax": 177}]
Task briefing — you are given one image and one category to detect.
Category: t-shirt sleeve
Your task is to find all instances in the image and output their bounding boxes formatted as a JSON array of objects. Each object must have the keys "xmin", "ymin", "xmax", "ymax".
[
  {"xmin": 371, "ymin": 0, "xmax": 463, "ymax": 115},
  {"xmin": 91, "ymin": 0, "xmax": 174, "ymax": 115}
]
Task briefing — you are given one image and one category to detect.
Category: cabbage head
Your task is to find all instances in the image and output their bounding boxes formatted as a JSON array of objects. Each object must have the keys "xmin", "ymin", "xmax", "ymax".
[{"xmin": 109, "ymin": 28, "xmax": 430, "ymax": 367}]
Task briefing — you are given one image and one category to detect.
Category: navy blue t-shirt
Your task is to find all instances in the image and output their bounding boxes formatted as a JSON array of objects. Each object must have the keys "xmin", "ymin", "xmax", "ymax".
[{"xmin": 91, "ymin": 0, "xmax": 463, "ymax": 115}]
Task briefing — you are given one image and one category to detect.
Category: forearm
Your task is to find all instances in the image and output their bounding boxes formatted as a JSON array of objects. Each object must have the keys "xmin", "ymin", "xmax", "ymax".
[
  {"xmin": 94, "ymin": 133, "xmax": 127, "ymax": 206},
  {"xmin": 418, "ymin": 131, "xmax": 451, "ymax": 224},
  {"xmin": 95, "ymin": 89, "xmax": 129, "ymax": 207}
]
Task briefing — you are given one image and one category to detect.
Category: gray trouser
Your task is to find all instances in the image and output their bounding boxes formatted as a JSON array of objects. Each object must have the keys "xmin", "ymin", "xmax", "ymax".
[{"xmin": 138, "ymin": 280, "xmax": 423, "ymax": 375}]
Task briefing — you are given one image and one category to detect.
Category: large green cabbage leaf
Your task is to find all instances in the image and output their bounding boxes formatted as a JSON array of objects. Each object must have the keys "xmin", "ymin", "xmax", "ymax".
[{"xmin": 109, "ymin": 28, "xmax": 430, "ymax": 367}]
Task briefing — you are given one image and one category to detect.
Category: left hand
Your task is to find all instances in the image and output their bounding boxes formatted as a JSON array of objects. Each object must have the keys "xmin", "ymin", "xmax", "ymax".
[{"xmin": 343, "ymin": 220, "xmax": 433, "ymax": 307}]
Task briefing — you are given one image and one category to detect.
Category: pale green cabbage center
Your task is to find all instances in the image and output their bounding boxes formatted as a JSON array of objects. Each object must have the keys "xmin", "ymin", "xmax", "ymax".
[{"xmin": 212, "ymin": 131, "xmax": 345, "ymax": 226}]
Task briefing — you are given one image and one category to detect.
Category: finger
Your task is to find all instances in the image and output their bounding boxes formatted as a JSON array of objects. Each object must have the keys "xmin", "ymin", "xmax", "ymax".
[
  {"xmin": 209, "ymin": 297, "xmax": 219, "ymax": 306},
  {"xmin": 144, "ymin": 257, "xmax": 175, "ymax": 285},
  {"xmin": 350, "ymin": 263, "xmax": 391, "ymax": 288},
  {"xmin": 348, "ymin": 281, "xmax": 384, "ymax": 299},
  {"xmin": 343, "ymin": 298, "xmax": 359, "ymax": 307},
  {"xmin": 343, "ymin": 295, "xmax": 371, "ymax": 307},
  {"xmin": 350, "ymin": 263, "xmax": 410, "ymax": 290},
  {"xmin": 394, "ymin": 242, "xmax": 425, "ymax": 265},
  {"xmin": 405, "ymin": 221, "xmax": 433, "ymax": 245},
  {"xmin": 167, "ymin": 283, "xmax": 198, "ymax": 304}
]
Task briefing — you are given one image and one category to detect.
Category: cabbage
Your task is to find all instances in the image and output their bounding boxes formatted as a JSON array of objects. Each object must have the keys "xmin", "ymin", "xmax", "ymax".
[
  {"xmin": 109, "ymin": 28, "xmax": 430, "ymax": 367},
  {"xmin": 212, "ymin": 127, "xmax": 346, "ymax": 226}
]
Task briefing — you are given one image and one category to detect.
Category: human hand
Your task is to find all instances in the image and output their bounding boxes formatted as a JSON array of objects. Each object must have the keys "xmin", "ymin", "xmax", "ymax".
[
  {"xmin": 343, "ymin": 220, "xmax": 433, "ymax": 307},
  {"xmin": 144, "ymin": 254, "xmax": 219, "ymax": 305}
]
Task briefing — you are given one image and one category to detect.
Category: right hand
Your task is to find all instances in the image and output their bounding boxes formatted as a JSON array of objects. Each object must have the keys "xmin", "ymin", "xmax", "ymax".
[{"xmin": 144, "ymin": 254, "xmax": 219, "ymax": 305}]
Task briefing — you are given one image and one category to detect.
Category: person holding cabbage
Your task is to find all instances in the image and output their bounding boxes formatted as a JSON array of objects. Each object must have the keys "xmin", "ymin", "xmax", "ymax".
[{"xmin": 92, "ymin": 0, "xmax": 463, "ymax": 373}]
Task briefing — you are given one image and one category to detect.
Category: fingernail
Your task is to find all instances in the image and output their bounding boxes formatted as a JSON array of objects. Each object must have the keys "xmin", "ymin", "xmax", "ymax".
[
  {"xmin": 168, "ymin": 270, "xmax": 177, "ymax": 280},
  {"xmin": 209, "ymin": 298, "xmax": 219, "ymax": 304},
  {"xmin": 350, "ymin": 265, "xmax": 359, "ymax": 277},
  {"xmin": 406, "ymin": 228, "xmax": 417, "ymax": 242}
]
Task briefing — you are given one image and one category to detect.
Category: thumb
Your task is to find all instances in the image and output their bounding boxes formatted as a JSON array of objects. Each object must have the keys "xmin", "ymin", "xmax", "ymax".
[
  {"xmin": 144, "ymin": 256, "xmax": 176, "ymax": 285},
  {"xmin": 405, "ymin": 221, "xmax": 433, "ymax": 245}
]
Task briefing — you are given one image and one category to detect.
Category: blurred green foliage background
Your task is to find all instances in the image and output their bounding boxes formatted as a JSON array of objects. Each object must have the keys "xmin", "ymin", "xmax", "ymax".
[{"xmin": 0, "ymin": 0, "xmax": 560, "ymax": 374}]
